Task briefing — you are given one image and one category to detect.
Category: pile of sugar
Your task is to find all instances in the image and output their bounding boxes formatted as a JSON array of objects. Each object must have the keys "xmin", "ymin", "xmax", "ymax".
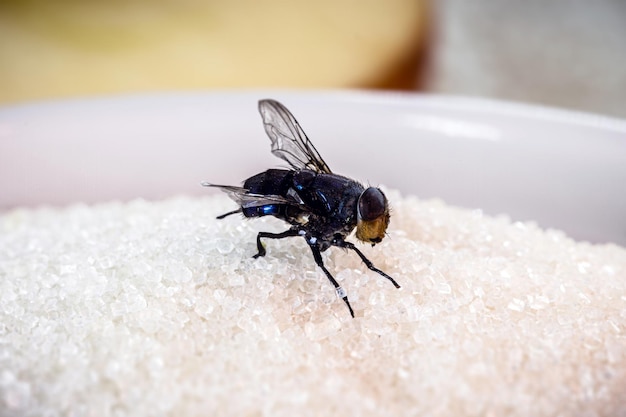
[{"xmin": 1, "ymin": 191, "xmax": 625, "ymax": 416}]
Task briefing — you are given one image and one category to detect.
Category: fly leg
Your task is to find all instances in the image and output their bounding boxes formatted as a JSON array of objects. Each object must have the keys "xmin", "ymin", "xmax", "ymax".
[
  {"xmin": 253, "ymin": 228, "xmax": 300, "ymax": 259},
  {"xmin": 216, "ymin": 208, "xmax": 242, "ymax": 219},
  {"xmin": 308, "ymin": 242, "xmax": 355, "ymax": 318},
  {"xmin": 338, "ymin": 241, "xmax": 401, "ymax": 289}
]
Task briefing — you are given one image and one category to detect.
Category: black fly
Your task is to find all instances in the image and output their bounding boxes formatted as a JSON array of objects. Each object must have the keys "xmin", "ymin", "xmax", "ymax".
[{"xmin": 203, "ymin": 99, "xmax": 400, "ymax": 317}]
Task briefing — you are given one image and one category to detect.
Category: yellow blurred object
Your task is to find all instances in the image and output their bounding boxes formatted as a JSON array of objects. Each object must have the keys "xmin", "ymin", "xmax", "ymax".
[{"xmin": 0, "ymin": 0, "xmax": 429, "ymax": 103}]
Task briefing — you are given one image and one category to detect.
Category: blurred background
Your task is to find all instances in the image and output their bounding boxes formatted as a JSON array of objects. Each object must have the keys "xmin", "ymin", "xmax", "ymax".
[{"xmin": 0, "ymin": 0, "xmax": 625, "ymax": 118}]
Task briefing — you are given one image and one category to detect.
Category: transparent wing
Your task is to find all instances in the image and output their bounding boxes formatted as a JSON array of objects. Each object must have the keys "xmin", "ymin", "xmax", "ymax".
[
  {"xmin": 202, "ymin": 183, "xmax": 298, "ymax": 209},
  {"xmin": 258, "ymin": 99, "xmax": 332, "ymax": 174}
]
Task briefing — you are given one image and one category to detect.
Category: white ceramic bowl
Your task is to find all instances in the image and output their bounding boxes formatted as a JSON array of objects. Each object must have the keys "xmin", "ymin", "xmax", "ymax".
[{"xmin": 1, "ymin": 91, "xmax": 625, "ymax": 245}]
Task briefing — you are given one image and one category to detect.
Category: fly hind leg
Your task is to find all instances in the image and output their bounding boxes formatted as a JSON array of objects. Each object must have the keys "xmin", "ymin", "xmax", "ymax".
[
  {"xmin": 253, "ymin": 228, "xmax": 300, "ymax": 259},
  {"xmin": 216, "ymin": 208, "xmax": 242, "ymax": 219}
]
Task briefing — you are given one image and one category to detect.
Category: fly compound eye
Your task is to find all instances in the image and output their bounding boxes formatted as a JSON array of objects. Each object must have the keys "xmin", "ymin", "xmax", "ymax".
[
  {"xmin": 358, "ymin": 187, "xmax": 387, "ymax": 221},
  {"xmin": 355, "ymin": 187, "xmax": 390, "ymax": 244}
]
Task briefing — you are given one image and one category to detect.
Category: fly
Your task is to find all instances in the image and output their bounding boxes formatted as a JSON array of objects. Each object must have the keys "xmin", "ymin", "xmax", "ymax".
[{"xmin": 203, "ymin": 99, "xmax": 400, "ymax": 317}]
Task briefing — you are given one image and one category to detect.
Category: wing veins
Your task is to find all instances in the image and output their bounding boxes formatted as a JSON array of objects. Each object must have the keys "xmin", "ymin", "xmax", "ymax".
[
  {"xmin": 202, "ymin": 183, "xmax": 304, "ymax": 209},
  {"xmin": 259, "ymin": 99, "xmax": 332, "ymax": 174}
]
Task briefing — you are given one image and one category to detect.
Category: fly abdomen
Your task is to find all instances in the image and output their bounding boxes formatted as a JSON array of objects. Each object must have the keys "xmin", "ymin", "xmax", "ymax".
[
  {"xmin": 244, "ymin": 169, "xmax": 294, "ymax": 195},
  {"xmin": 243, "ymin": 204, "xmax": 283, "ymax": 218}
]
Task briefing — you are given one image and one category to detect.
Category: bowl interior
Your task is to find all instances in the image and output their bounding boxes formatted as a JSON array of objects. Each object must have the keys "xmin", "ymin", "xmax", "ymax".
[{"xmin": 1, "ymin": 91, "xmax": 625, "ymax": 245}]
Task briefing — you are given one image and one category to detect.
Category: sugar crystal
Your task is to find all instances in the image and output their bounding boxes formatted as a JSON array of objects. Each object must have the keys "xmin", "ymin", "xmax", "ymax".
[
  {"xmin": 0, "ymin": 192, "xmax": 625, "ymax": 416},
  {"xmin": 507, "ymin": 298, "xmax": 526, "ymax": 312}
]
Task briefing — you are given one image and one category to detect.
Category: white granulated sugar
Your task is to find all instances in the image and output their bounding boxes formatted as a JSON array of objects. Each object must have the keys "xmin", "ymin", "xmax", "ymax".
[{"xmin": 1, "ymin": 191, "xmax": 625, "ymax": 416}]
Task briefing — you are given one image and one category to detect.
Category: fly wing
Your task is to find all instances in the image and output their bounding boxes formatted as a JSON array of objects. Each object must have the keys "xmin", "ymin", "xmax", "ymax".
[
  {"xmin": 202, "ymin": 183, "xmax": 298, "ymax": 209},
  {"xmin": 258, "ymin": 99, "xmax": 332, "ymax": 174}
]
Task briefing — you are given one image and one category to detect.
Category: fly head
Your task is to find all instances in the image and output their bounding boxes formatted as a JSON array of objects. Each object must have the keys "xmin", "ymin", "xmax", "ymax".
[{"xmin": 355, "ymin": 187, "xmax": 390, "ymax": 246}]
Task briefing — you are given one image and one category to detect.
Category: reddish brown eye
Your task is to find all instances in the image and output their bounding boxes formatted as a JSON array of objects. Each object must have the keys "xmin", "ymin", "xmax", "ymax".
[{"xmin": 358, "ymin": 187, "xmax": 386, "ymax": 221}]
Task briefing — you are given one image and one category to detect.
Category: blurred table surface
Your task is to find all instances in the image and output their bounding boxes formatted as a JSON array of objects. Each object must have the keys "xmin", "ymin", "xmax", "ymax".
[{"xmin": 0, "ymin": 0, "xmax": 624, "ymax": 119}]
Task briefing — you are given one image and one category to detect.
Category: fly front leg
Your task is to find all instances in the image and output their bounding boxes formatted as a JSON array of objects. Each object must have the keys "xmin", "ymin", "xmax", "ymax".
[
  {"xmin": 337, "ymin": 240, "xmax": 401, "ymax": 289},
  {"xmin": 308, "ymin": 241, "xmax": 355, "ymax": 318},
  {"xmin": 253, "ymin": 228, "xmax": 300, "ymax": 259}
]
